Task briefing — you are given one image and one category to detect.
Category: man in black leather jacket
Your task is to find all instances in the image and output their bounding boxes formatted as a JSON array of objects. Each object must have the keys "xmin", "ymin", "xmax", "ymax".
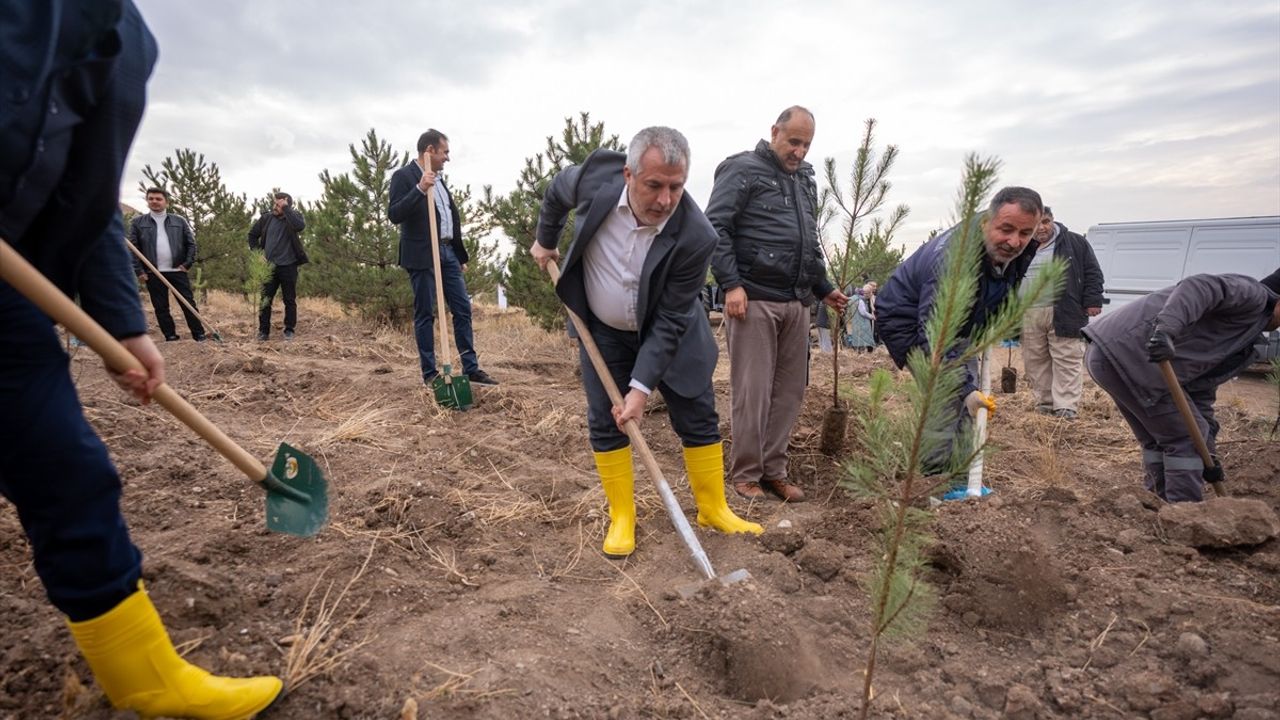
[
  {"xmin": 129, "ymin": 187, "xmax": 205, "ymax": 341},
  {"xmin": 707, "ymin": 106, "xmax": 847, "ymax": 502}
]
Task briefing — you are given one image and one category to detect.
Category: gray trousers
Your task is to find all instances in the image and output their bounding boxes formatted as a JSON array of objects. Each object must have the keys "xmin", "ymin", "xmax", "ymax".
[
  {"xmin": 1086, "ymin": 345, "xmax": 1215, "ymax": 502},
  {"xmin": 726, "ymin": 299, "xmax": 809, "ymax": 484}
]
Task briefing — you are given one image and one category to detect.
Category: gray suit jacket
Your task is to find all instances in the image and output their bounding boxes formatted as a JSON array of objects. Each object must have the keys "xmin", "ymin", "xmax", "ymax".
[{"xmin": 536, "ymin": 149, "xmax": 718, "ymax": 397}]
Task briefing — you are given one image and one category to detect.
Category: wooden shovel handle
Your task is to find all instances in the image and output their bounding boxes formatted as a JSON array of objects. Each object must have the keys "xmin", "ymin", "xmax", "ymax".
[
  {"xmin": 1157, "ymin": 359, "xmax": 1224, "ymax": 496},
  {"xmin": 425, "ymin": 183, "xmax": 453, "ymax": 381},
  {"xmin": 0, "ymin": 239, "xmax": 267, "ymax": 482},
  {"xmin": 124, "ymin": 240, "xmax": 221, "ymax": 339}
]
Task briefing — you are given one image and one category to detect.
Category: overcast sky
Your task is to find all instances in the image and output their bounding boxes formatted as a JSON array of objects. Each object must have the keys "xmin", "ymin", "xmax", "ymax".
[{"xmin": 126, "ymin": 0, "xmax": 1280, "ymax": 251}]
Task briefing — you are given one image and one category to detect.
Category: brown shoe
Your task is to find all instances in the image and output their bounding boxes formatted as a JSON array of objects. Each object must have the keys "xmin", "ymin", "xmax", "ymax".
[
  {"xmin": 761, "ymin": 479, "xmax": 806, "ymax": 503},
  {"xmin": 733, "ymin": 481, "xmax": 766, "ymax": 500}
]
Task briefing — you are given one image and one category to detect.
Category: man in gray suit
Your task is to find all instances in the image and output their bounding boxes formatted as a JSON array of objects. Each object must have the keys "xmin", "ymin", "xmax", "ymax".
[{"xmin": 532, "ymin": 127, "xmax": 762, "ymax": 558}]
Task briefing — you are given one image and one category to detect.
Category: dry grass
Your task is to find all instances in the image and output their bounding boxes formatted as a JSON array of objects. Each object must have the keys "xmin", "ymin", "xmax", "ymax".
[
  {"xmin": 282, "ymin": 543, "xmax": 376, "ymax": 692},
  {"xmin": 417, "ymin": 659, "xmax": 516, "ymax": 702}
]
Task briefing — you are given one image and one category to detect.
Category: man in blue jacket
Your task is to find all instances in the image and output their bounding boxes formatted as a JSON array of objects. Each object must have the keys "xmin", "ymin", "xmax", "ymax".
[
  {"xmin": 0, "ymin": 1, "xmax": 281, "ymax": 716},
  {"xmin": 388, "ymin": 129, "xmax": 497, "ymax": 387},
  {"xmin": 876, "ymin": 187, "xmax": 1043, "ymax": 476}
]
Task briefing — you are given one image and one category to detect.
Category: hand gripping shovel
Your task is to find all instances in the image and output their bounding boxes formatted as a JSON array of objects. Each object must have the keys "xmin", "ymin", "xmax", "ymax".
[
  {"xmin": 1157, "ymin": 360, "xmax": 1226, "ymax": 498},
  {"xmin": 945, "ymin": 349, "xmax": 994, "ymax": 501},
  {"xmin": 426, "ymin": 188, "xmax": 472, "ymax": 410},
  {"xmin": 546, "ymin": 260, "xmax": 748, "ymax": 588},
  {"xmin": 0, "ymin": 239, "xmax": 327, "ymax": 536},
  {"xmin": 125, "ymin": 240, "xmax": 224, "ymax": 342}
]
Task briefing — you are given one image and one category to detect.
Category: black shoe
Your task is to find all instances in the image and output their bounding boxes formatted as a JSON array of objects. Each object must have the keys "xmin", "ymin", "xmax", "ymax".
[
  {"xmin": 423, "ymin": 371, "xmax": 439, "ymax": 386},
  {"xmin": 467, "ymin": 369, "xmax": 498, "ymax": 386},
  {"xmin": 256, "ymin": 331, "xmax": 269, "ymax": 341},
  {"xmin": 193, "ymin": 335, "xmax": 206, "ymax": 342},
  {"xmin": 284, "ymin": 329, "xmax": 295, "ymax": 340},
  {"xmin": 164, "ymin": 335, "xmax": 180, "ymax": 342}
]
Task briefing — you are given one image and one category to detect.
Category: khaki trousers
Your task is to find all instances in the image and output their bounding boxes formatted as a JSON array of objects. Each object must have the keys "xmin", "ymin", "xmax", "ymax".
[
  {"xmin": 726, "ymin": 299, "xmax": 809, "ymax": 484},
  {"xmin": 1020, "ymin": 306, "xmax": 1085, "ymax": 411}
]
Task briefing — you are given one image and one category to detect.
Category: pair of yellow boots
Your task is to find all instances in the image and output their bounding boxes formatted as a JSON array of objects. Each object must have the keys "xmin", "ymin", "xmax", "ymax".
[
  {"xmin": 66, "ymin": 583, "xmax": 281, "ymax": 720},
  {"xmin": 593, "ymin": 441, "xmax": 762, "ymax": 555}
]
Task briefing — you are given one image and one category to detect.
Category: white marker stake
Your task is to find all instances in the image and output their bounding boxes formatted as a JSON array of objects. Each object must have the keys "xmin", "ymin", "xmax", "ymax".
[{"xmin": 966, "ymin": 349, "xmax": 991, "ymax": 497}]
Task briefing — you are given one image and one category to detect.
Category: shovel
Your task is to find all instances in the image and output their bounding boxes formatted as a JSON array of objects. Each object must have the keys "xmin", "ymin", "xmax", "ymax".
[
  {"xmin": 125, "ymin": 240, "xmax": 224, "ymax": 341},
  {"xmin": 945, "ymin": 349, "xmax": 994, "ymax": 501},
  {"xmin": 1157, "ymin": 360, "xmax": 1226, "ymax": 498},
  {"xmin": 425, "ymin": 189, "xmax": 472, "ymax": 410},
  {"xmin": 546, "ymin": 260, "xmax": 749, "ymax": 587},
  {"xmin": 0, "ymin": 239, "xmax": 327, "ymax": 536}
]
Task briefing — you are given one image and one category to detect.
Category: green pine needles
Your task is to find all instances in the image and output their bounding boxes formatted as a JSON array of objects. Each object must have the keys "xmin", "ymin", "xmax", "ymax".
[{"xmin": 845, "ymin": 154, "xmax": 1065, "ymax": 718}]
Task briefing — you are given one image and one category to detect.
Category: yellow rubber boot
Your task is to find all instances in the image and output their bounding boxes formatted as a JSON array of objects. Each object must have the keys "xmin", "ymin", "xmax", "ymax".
[
  {"xmin": 684, "ymin": 442, "xmax": 764, "ymax": 535},
  {"xmin": 594, "ymin": 446, "xmax": 636, "ymax": 557},
  {"xmin": 67, "ymin": 585, "xmax": 282, "ymax": 720}
]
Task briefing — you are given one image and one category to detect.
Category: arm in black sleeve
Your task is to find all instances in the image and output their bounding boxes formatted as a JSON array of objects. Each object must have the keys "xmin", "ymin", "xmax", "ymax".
[
  {"xmin": 535, "ymin": 164, "xmax": 582, "ymax": 249},
  {"xmin": 705, "ymin": 160, "xmax": 749, "ymax": 289}
]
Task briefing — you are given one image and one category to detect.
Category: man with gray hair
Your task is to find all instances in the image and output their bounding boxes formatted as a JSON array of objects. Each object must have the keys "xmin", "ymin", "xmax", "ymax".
[
  {"xmin": 532, "ymin": 127, "xmax": 762, "ymax": 559},
  {"xmin": 877, "ymin": 186, "xmax": 1044, "ymax": 484},
  {"xmin": 708, "ymin": 106, "xmax": 848, "ymax": 502}
]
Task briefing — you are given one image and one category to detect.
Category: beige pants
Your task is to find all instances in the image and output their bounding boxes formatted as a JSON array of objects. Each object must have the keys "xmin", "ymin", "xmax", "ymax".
[
  {"xmin": 726, "ymin": 299, "xmax": 809, "ymax": 484},
  {"xmin": 1020, "ymin": 306, "xmax": 1085, "ymax": 411}
]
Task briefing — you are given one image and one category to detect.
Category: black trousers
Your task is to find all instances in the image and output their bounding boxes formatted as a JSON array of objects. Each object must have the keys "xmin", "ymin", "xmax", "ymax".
[
  {"xmin": 144, "ymin": 270, "xmax": 204, "ymax": 340},
  {"xmin": 580, "ymin": 317, "xmax": 719, "ymax": 452},
  {"xmin": 259, "ymin": 263, "xmax": 299, "ymax": 334}
]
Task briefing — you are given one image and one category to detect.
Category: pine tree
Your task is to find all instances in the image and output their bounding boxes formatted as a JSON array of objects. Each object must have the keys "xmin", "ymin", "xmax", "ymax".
[
  {"xmin": 303, "ymin": 129, "xmax": 414, "ymax": 323},
  {"xmin": 845, "ymin": 155, "xmax": 1065, "ymax": 718},
  {"xmin": 451, "ymin": 184, "xmax": 503, "ymax": 300},
  {"xmin": 138, "ymin": 150, "xmax": 252, "ymax": 293},
  {"xmin": 477, "ymin": 112, "xmax": 623, "ymax": 330},
  {"xmin": 818, "ymin": 119, "xmax": 908, "ymax": 454}
]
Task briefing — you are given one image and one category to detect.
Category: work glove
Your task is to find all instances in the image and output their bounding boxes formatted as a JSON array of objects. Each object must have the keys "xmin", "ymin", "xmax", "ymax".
[
  {"xmin": 964, "ymin": 390, "xmax": 997, "ymax": 418},
  {"xmin": 1203, "ymin": 455, "xmax": 1224, "ymax": 484},
  {"xmin": 1146, "ymin": 325, "xmax": 1175, "ymax": 363}
]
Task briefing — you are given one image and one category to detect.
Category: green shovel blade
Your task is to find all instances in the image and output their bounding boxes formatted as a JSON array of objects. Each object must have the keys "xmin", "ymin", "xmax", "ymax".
[
  {"xmin": 431, "ymin": 364, "xmax": 473, "ymax": 410},
  {"xmin": 263, "ymin": 442, "xmax": 327, "ymax": 536}
]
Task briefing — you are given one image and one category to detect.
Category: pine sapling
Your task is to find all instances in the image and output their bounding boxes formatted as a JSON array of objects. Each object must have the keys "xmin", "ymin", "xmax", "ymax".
[{"xmin": 844, "ymin": 155, "xmax": 1064, "ymax": 718}]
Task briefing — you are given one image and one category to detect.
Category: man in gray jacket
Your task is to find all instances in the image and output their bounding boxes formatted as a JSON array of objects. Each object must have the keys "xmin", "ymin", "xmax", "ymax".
[
  {"xmin": 129, "ymin": 187, "xmax": 204, "ymax": 341},
  {"xmin": 247, "ymin": 191, "xmax": 307, "ymax": 340},
  {"xmin": 707, "ymin": 106, "xmax": 847, "ymax": 502},
  {"xmin": 1083, "ymin": 271, "xmax": 1280, "ymax": 502}
]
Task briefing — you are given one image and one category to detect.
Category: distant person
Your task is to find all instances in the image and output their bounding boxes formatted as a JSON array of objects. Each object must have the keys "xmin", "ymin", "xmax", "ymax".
[
  {"xmin": 129, "ymin": 187, "xmax": 205, "ymax": 341},
  {"xmin": 1084, "ymin": 271, "xmax": 1280, "ymax": 502},
  {"xmin": 707, "ymin": 106, "xmax": 847, "ymax": 503},
  {"xmin": 247, "ymin": 191, "xmax": 307, "ymax": 340},
  {"xmin": 388, "ymin": 129, "xmax": 497, "ymax": 387},
  {"xmin": 846, "ymin": 281, "xmax": 877, "ymax": 352},
  {"xmin": 0, "ymin": 1, "xmax": 282, "ymax": 716},
  {"xmin": 532, "ymin": 126, "xmax": 762, "ymax": 557},
  {"xmin": 1020, "ymin": 206, "xmax": 1103, "ymax": 419},
  {"xmin": 877, "ymin": 187, "xmax": 1044, "ymax": 479},
  {"xmin": 815, "ymin": 303, "xmax": 833, "ymax": 353}
]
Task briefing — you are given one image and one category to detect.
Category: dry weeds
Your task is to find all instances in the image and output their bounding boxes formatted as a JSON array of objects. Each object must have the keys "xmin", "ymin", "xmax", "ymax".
[{"xmin": 282, "ymin": 542, "xmax": 376, "ymax": 692}]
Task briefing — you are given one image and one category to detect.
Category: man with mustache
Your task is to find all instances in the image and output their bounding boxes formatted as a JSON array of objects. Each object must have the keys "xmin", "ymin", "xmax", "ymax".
[
  {"xmin": 876, "ymin": 187, "xmax": 1044, "ymax": 482},
  {"xmin": 707, "ymin": 107, "xmax": 848, "ymax": 503},
  {"xmin": 532, "ymin": 126, "xmax": 762, "ymax": 558}
]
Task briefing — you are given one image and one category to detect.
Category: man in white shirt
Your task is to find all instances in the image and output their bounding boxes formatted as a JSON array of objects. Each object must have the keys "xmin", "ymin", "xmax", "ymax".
[
  {"xmin": 129, "ymin": 187, "xmax": 205, "ymax": 341},
  {"xmin": 532, "ymin": 127, "xmax": 762, "ymax": 558}
]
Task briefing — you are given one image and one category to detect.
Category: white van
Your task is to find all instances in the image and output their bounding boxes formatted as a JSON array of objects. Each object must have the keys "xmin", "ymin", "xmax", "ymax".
[{"xmin": 1086, "ymin": 216, "xmax": 1280, "ymax": 359}]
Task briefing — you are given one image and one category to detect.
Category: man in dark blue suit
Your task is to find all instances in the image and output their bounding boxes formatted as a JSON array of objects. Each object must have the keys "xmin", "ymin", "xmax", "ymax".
[
  {"xmin": 388, "ymin": 129, "xmax": 497, "ymax": 387},
  {"xmin": 532, "ymin": 127, "xmax": 762, "ymax": 558},
  {"xmin": 0, "ymin": 2, "xmax": 281, "ymax": 716}
]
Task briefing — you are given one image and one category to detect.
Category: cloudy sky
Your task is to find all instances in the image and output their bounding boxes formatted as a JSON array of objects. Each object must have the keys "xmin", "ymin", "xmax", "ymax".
[{"xmin": 126, "ymin": 0, "xmax": 1280, "ymax": 250}]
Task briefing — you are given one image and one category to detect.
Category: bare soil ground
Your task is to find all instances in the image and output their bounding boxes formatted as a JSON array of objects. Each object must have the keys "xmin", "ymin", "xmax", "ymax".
[{"xmin": 2, "ymin": 293, "xmax": 1278, "ymax": 720}]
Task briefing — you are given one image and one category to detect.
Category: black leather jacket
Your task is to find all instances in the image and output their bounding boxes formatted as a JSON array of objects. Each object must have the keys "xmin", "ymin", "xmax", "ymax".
[{"xmin": 706, "ymin": 140, "xmax": 834, "ymax": 305}]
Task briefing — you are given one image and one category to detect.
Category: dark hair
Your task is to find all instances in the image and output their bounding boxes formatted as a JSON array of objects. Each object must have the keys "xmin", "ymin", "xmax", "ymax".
[
  {"xmin": 274, "ymin": 191, "xmax": 292, "ymax": 204},
  {"xmin": 988, "ymin": 186, "xmax": 1043, "ymax": 216},
  {"xmin": 775, "ymin": 105, "xmax": 815, "ymax": 125},
  {"xmin": 145, "ymin": 187, "xmax": 167, "ymax": 199},
  {"xmin": 1042, "ymin": 205, "xmax": 1054, "ymax": 218},
  {"xmin": 417, "ymin": 129, "xmax": 448, "ymax": 154}
]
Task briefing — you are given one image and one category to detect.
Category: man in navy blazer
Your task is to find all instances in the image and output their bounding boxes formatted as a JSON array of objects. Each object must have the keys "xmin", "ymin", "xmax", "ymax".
[
  {"xmin": 0, "ymin": 1, "xmax": 281, "ymax": 715},
  {"xmin": 532, "ymin": 127, "xmax": 762, "ymax": 558},
  {"xmin": 388, "ymin": 129, "xmax": 497, "ymax": 387}
]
